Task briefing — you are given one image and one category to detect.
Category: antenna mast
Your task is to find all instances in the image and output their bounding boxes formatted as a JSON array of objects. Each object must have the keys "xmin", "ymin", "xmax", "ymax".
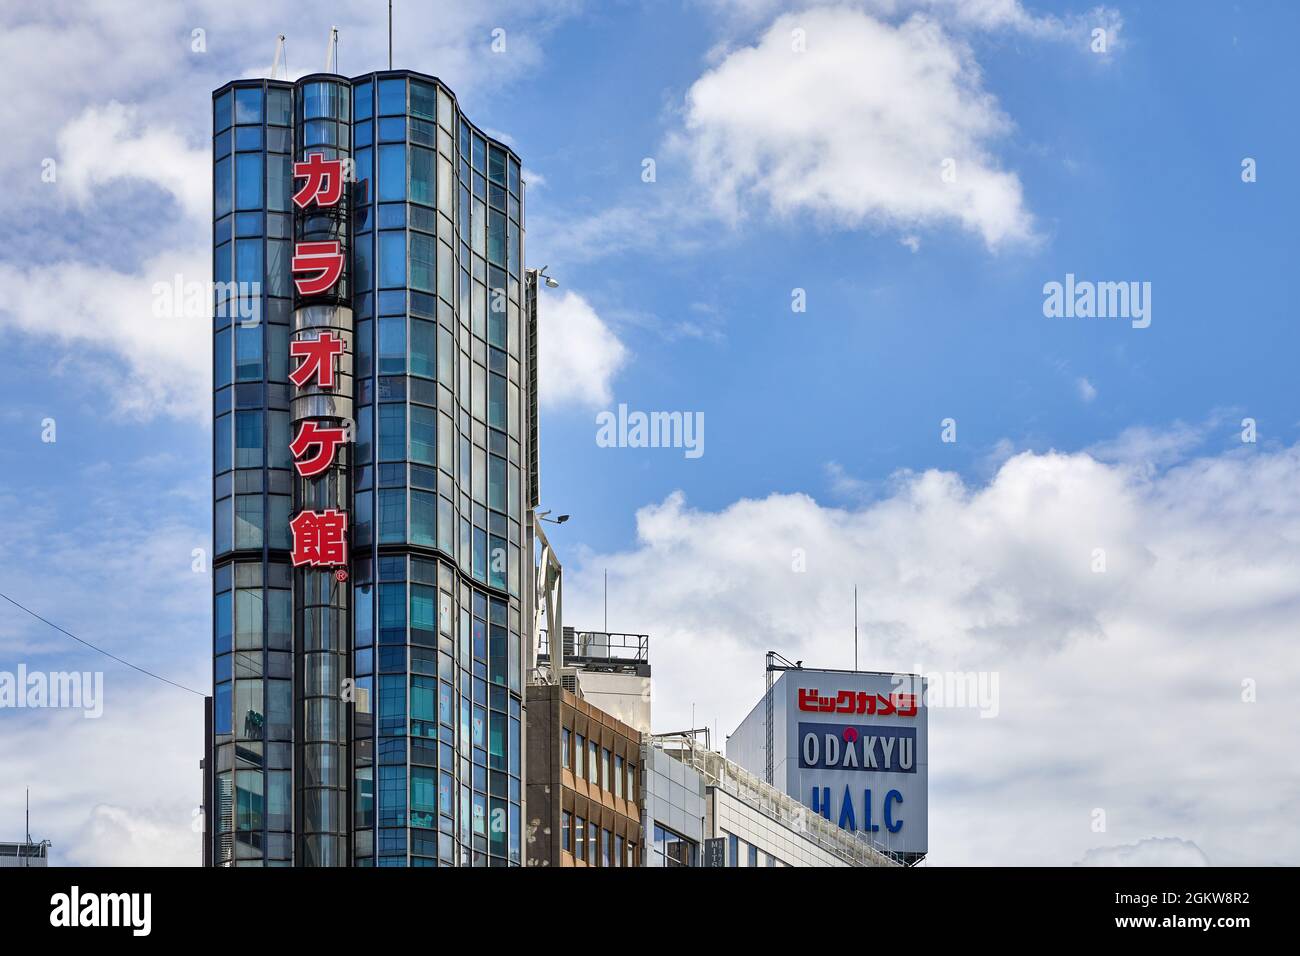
[
  {"xmin": 269, "ymin": 34, "xmax": 286, "ymax": 79},
  {"xmin": 325, "ymin": 26, "xmax": 339, "ymax": 73}
]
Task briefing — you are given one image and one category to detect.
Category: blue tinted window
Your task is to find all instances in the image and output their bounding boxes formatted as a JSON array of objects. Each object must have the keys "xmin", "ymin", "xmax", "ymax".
[
  {"xmin": 410, "ymin": 319, "xmax": 435, "ymax": 378},
  {"xmin": 234, "ymin": 212, "xmax": 262, "ymax": 238},
  {"xmin": 214, "ymin": 156, "xmax": 232, "ymax": 218},
  {"xmin": 215, "ymin": 591, "xmax": 233, "ymax": 654},
  {"xmin": 410, "ymin": 405, "xmax": 436, "ymax": 465},
  {"xmin": 214, "ymin": 91, "xmax": 232, "ymax": 132},
  {"xmin": 267, "ymin": 87, "xmax": 291, "ymax": 125},
  {"xmin": 378, "ymin": 231, "xmax": 405, "ymax": 288},
  {"xmin": 235, "ymin": 153, "xmax": 263, "ymax": 210},
  {"xmin": 354, "ymin": 234, "xmax": 373, "ymax": 292},
  {"xmin": 378, "ymin": 78, "xmax": 405, "ymax": 115},
  {"xmin": 214, "ymin": 328, "xmax": 232, "ymax": 390},
  {"xmin": 410, "ymin": 232, "xmax": 434, "ymax": 293},
  {"xmin": 214, "ymin": 413, "xmax": 232, "ymax": 473},
  {"xmin": 215, "ymin": 681, "xmax": 232, "ymax": 734},
  {"xmin": 235, "ymin": 126, "xmax": 262, "ymax": 151},
  {"xmin": 266, "ymin": 240, "xmax": 290, "ymax": 297},
  {"xmin": 488, "ymin": 146, "xmax": 506, "ymax": 185},
  {"xmin": 487, "ymin": 209, "xmax": 505, "ymax": 265},
  {"xmin": 378, "ymin": 403, "xmax": 405, "ymax": 460},
  {"xmin": 409, "ymin": 146, "xmax": 434, "ymax": 206},
  {"xmin": 235, "ymin": 411, "xmax": 263, "ymax": 467},
  {"xmin": 410, "ymin": 81, "xmax": 436, "ymax": 120},
  {"xmin": 411, "ymin": 490, "xmax": 436, "ymax": 548},
  {"xmin": 235, "ymin": 238, "xmax": 262, "ymax": 285},
  {"xmin": 235, "ymin": 87, "xmax": 263, "ymax": 124},
  {"xmin": 267, "ymin": 154, "xmax": 290, "ymax": 211},
  {"xmin": 378, "ymin": 488, "xmax": 405, "ymax": 544},
  {"xmin": 378, "ymin": 144, "xmax": 405, "ymax": 201},
  {"xmin": 354, "ymin": 80, "xmax": 372, "ymax": 120}
]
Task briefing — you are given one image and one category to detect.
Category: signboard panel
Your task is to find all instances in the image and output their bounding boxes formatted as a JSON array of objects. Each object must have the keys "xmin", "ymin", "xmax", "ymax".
[{"xmin": 783, "ymin": 670, "xmax": 927, "ymax": 857}]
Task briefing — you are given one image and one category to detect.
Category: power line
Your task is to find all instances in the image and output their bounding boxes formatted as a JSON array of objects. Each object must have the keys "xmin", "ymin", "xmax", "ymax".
[{"xmin": 0, "ymin": 590, "xmax": 205, "ymax": 697}]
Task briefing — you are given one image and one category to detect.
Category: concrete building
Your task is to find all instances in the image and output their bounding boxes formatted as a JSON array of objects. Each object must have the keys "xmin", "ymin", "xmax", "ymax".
[
  {"xmin": 0, "ymin": 841, "xmax": 49, "ymax": 868},
  {"xmin": 524, "ymin": 683, "xmax": 642, "ymax": 866},
  {"xmin": 728, "ymin": 661, "xmax": 928, "ymax": 863},
  {"xmin": 646, "ymin": 732, "xmax": 899, "ymax": 867},
  {"xmin": 537, "ymin": 628, "xmax": 651, "ymax": 734}
]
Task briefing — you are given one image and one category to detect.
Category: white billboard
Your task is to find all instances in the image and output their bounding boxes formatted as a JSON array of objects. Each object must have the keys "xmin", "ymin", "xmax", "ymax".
[{"xmin": 728, "ymin": 668, "xmax": 928, "ymax": 859}]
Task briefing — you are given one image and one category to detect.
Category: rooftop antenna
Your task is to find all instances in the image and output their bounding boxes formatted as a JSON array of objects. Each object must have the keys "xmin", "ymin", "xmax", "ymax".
[
  {"xmin": 269, "ymin": 34, "xmax": 286, "ymax": 80},
  {"xmin": 603, "ymin": 568, "xmax": 608, "ymax": 632},
  {"xmin": 854, "ymin": 585, "xmax": 859, "ymax": 671},
  {"xmin": 325, "ymin": 26, "xmax": 339, "ymax": 73},
  {"xmin": 388, "ymin": 1, "xmax": 393, "ymax": 69}
]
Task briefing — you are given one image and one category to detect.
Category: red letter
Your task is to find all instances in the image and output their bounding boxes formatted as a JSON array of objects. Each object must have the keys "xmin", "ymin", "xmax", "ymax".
[
  {"xmin": 289, "ymin": 331, "xmax": 346, "ymax": 389},
  {"xmin": 290, "ymin": 509, "xmax": 349, "ymax": 566},
  {"xmin": 292, "ymin": 241, "xmax": 344, "ymax": 295},
  {"xmin": 290, "ymin": 421, "xmax": 348, "ymax": 478},
  {"xmin": 293, "ymin": 153, "xmax": 344, "ymax": 208}
]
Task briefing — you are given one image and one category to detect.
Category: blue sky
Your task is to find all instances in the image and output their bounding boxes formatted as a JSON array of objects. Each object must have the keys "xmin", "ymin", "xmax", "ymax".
[{"xmin": 0, "ymin": 0, "xmax": 1298, "ymax": 866}]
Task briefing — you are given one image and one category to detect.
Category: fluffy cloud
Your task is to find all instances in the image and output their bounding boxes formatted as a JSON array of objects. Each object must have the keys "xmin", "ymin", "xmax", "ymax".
[
  {"xmin": 564, "ymin": 440, "xmax": 1300, "ymax": 865},
  {"xmin": 0, "ymin": 461, "xmax": 210, "ymax": 866},
  {"xmin": 1076, "ymin": 837, "xmax": 1211, "ymax": 867},
  {"xmin": 703, "ymin": 0, "xmax": 1123, "ymax": 47},
  {"xmin": 0, "ymin": 0, "xmax": 581, "ymax": 422},
  {"xmin": 538, "ymin": 290, "xmax": 629, "ymax": 408},
  {"xmin": 0, "ymin": 248, "xmax": 211, "ymax": 422},
  {"xmin": 56, "ymin": 103, "xmax": 211, "ymax": 221},
  {"xmin": 681, "ymin": 7, "xmax": 1034, "ymax": 247},
  {"xmin": 676, "ymin": 7, "xmax": 1036, "ymax": 247}
]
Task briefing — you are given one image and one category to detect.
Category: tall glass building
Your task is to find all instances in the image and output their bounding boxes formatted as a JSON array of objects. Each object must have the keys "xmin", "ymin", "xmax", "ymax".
[{"xmin": 207, "ymin": 69, "xmax": 535, "ymax": 866}]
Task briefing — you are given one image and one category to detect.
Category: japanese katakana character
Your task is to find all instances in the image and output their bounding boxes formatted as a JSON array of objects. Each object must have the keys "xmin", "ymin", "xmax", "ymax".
[
  {"xmin": 292, "ymin": 241, "xmax": 344, "ymax": 295},
  {"xmin": 289, "ymin": 331, "xmax": 345, "ymax": 389},
  {"xmin": 290, "ymin": 421, "xmax": 348, "ymax": 478},
  {"xmin": 292, "ymin": 153, "xmax": 344, "ymax": 208}
]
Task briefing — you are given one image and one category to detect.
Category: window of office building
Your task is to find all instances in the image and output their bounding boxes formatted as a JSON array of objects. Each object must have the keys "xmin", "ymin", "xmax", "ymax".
[{"xmin": 653, "ymin": 824, "xmax": 695, "ymax": 867}]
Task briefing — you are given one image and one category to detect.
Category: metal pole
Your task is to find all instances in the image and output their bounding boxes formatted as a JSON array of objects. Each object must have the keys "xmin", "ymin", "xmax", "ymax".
[
  {"xmin": 854, "ymin": 586, "xmax": 858, "ymax": 671},
  {"xmin": 388, "ymin": 1, "xmax": 393, "ymax": 69}
]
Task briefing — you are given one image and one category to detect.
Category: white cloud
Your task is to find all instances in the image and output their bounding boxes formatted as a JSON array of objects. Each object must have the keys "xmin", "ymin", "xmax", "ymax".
[
  {"xmin": 0, "ymin": 463, "xmax": 210, "ymax": 866},
  {"xmin": 1076, "ymin": 837, "xmax": 1211, "ymax": 867},
  {"xmin": 675, "ymin": 7, "xmax": 1036, "ymax": 248},
  {"xmin": 1076, "ymin": 376, "xmax": 1097, "ymax": 402},
  {"xmin": 701, "ymin": 0, "xmax": 1123, "ymax": 49},
  {"xmin": 0, "ymin": 0, "xmax": 582, "ymax": 422},
  {"xmin": 539, "ymin": 290, "xmax": 629, "ymax": 408},
  {"xmin": 0, "ymin": 248, "xmax": 211, "ymax": 421},
  {"xmin": 564, "ymin": 440, "xmax": 1300, "ymax": 864},
  {"xmin": 56, "ymin": 103, "xmax": 210, "ymax": 221}
]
